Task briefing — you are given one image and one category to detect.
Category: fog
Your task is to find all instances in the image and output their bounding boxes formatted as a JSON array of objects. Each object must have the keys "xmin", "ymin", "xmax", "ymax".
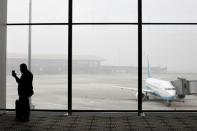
[{"xmin": 7, "ymin": 0, "xmax": 197, "ymax": 73}]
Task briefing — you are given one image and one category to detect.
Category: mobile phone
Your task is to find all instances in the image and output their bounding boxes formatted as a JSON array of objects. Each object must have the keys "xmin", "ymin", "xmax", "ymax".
[{"xmin": 12, "ymin": 70, "xmax": 16, "ymax": 76}]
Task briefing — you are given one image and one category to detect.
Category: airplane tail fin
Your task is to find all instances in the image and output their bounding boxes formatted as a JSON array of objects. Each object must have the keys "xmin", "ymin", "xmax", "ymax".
[{"xmin": 147, "ymin": 56, "xmax": 152, "ymax": 78}]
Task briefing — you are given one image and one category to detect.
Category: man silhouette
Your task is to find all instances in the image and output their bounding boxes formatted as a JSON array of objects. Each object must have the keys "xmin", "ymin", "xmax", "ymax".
[{"xmin": 12, "ymin": 63, "xmax": 34, "ymax": 121}]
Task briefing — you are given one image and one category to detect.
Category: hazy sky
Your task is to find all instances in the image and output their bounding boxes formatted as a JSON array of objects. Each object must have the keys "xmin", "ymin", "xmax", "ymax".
[{"xmin": 6, "ymin": 0, "xmax": 197, "ymax": 72}]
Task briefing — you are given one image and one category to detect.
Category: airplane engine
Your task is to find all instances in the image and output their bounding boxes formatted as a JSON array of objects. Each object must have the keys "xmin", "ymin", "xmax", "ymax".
[{"xmin": 136, "ymin": 92, "xmax": 148, "ymax": 101}]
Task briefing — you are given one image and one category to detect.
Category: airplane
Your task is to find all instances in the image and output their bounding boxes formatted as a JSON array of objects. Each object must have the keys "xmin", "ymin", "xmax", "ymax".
[{"xmin": 113, "ymin": 57, "xmax": 182, "ymax": 107}]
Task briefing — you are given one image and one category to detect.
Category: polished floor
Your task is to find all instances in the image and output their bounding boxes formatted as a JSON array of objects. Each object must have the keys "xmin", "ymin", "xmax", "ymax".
[{"xmin": 0, "ymin": 112, "xmax": 197, "ymax": 131}]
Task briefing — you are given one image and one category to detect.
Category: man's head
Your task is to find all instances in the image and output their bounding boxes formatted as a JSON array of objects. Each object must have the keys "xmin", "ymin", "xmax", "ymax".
[{"xmin": 20, "ymin": 63, "xmax": 28, "ymax": 74}]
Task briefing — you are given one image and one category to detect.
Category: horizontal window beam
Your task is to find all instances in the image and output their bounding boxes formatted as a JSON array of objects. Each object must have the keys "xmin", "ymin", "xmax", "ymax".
[
  {"xmin": 7, "ymin": 23, "xmax": 137, "ymax": 25},
  {"xmin": 7, "ymin": 23, "xmax": 197, "ymax": 26},
  {"xmin": 143, "ymin": 23, "xmax": 197, "ymax": 25},
  {"xmin": 1, "ymin": 109, "xmax": 197, "ymax": 112}
]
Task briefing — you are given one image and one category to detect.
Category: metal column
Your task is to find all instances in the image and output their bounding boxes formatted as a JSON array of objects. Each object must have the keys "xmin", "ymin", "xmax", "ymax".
[
  {"xmin": 138, "ymin": 0, "xmax": 143, "ymax": 116},
  {"xmin": 68, "ymin": 0, "xmax": 73, "ymax": 115}
]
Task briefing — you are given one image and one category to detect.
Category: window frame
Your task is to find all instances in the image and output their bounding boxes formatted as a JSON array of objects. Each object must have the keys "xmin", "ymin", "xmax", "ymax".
[{"xmin": 5, "ymin": 0, "xmax": 197, "ymax": 115}]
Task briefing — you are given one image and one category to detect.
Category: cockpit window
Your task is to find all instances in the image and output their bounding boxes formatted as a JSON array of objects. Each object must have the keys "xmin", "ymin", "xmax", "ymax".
[{"xmin": 165, "ymin": 88, "xmax": 175, "ymax": 90}]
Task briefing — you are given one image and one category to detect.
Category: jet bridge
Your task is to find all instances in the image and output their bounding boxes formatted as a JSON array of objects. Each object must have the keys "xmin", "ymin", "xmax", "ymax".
[{"xmin": 171, "ymin": 77, "xmax": 197, "ymax": 98}]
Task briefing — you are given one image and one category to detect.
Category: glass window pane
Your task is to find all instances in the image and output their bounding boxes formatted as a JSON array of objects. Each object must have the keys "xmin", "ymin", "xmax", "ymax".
[
  {"xmin": 74, "ymin": 0, "xmax": 137, "ymax": 23},
  {"xmin": 143, "ymin": 0, "xmax": 197, "ymax": 22},
  {"xmin": 7, "ymin": 26, "xmax": 28, "ymax": 108},
  {"xmin": 32, "ymin": 0, "xmax": 68, "ymax": 23},
  {"xmin": 143, "ymin": 25, "xmax": 197, "ymax": 110},
  {"xmin": 73, "ymin": 25, "xmax": 138, "ymax": 110},
  {"xmin": 32, "ymin": 26, "xmax": 68, "ymax": 109},
  {"xmin": 7, "ymin": 0, "xmax": 29, "ymax": 23}
]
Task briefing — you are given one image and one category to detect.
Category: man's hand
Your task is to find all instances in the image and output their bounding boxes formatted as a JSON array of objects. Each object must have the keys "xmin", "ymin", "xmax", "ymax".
[
  {"xmin": 12, "ymin": 70, "xmax": 17, "ymax": 77},
  {"xmin": 12, "ymin": 70, "xmax": 20, "ymax": 83}
]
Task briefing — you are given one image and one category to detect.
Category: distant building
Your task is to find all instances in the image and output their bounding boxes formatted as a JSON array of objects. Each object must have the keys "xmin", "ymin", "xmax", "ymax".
[
  {"xmin": 142, "ymin": 67, "xmax": 167, "ymax": 74},
  {"xmin": 7, "ymin": 54, "xmax": 167, "ymax": 74},
  {"xmin": 7, "ymin": 54, "xmax": 106, "ymax": 74}
]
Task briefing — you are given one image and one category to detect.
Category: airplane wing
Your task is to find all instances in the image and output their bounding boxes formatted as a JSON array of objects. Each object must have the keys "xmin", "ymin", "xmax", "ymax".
[
  {"xmin": 112, "ymin": 85, "xmax": 154, "ymax": 93},
  {"xmin": 112, "ymin": 85, "xmax": 138, "ymax": 91}
]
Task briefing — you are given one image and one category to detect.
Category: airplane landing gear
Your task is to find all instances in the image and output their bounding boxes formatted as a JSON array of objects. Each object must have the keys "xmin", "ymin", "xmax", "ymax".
[
  {"xmin": 143, "ymin": 92, "xmax": 149, "ymax": 101},
  {"xmin": 166, "ymin": 101, "xmax": 171, "ymax": 107},
  {"xmin": 142, "ymin": 95, "xmax": 149, "ymax": 101},
  {"xmin": 146, "ymin": 95, "xmax": 149, "ymax": 100}
]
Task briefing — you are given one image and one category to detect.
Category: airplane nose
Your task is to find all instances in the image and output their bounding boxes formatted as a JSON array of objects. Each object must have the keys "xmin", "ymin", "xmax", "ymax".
[
  {"xmin": 170, "ymin": 90, "xmax": 176, "ymax": 97},
  {"xmin": 167, "ymin": 91, "xmax": 176, "ymax": 100},
  {"xmin": 169, "ymin": 90, "xmax": 176, "ymax": 96}
]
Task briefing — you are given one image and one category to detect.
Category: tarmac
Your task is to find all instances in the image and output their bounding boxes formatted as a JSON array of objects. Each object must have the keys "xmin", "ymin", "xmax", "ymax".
[{"xmin": 6, "ymin": 73, "xmax": 197, "ymax": 110}]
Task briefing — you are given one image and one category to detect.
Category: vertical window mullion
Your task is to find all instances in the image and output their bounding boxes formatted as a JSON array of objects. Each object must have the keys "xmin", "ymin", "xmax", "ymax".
[
  {"xmin": 68, "ymin": 0, "xmax": 73, "ymax": 115},
  {"xmin": 138, "ymin": 0, "xmax": 142, "ymax": 115},
  {"xmin": 28, "ymin": 0, "xmax": 32, "ymax": 71},
  {"xmin": 28, "ymin": 0, "xmax": 32, "ymax": 108}
]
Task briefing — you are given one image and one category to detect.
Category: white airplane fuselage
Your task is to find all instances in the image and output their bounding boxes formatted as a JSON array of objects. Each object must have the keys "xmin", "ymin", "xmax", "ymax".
[{"xmin": 145, "ymin": 78, "xmax": 176, "ymax": 101}]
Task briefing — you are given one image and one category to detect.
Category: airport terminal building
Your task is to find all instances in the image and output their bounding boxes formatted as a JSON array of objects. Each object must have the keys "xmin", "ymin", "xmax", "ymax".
[{"xmin": 7, "ymin": 54, "xmax": 167, "ymax": 74}]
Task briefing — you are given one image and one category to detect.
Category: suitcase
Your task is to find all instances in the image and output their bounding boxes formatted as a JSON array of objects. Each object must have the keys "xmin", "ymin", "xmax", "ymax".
[
  {"xmin": 15, "ymin": 98, "xmax": 30, "ymax": 121},
  {"xmin": 15, "ymin": 100, "xmax": 21, "ymax": 119}
]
